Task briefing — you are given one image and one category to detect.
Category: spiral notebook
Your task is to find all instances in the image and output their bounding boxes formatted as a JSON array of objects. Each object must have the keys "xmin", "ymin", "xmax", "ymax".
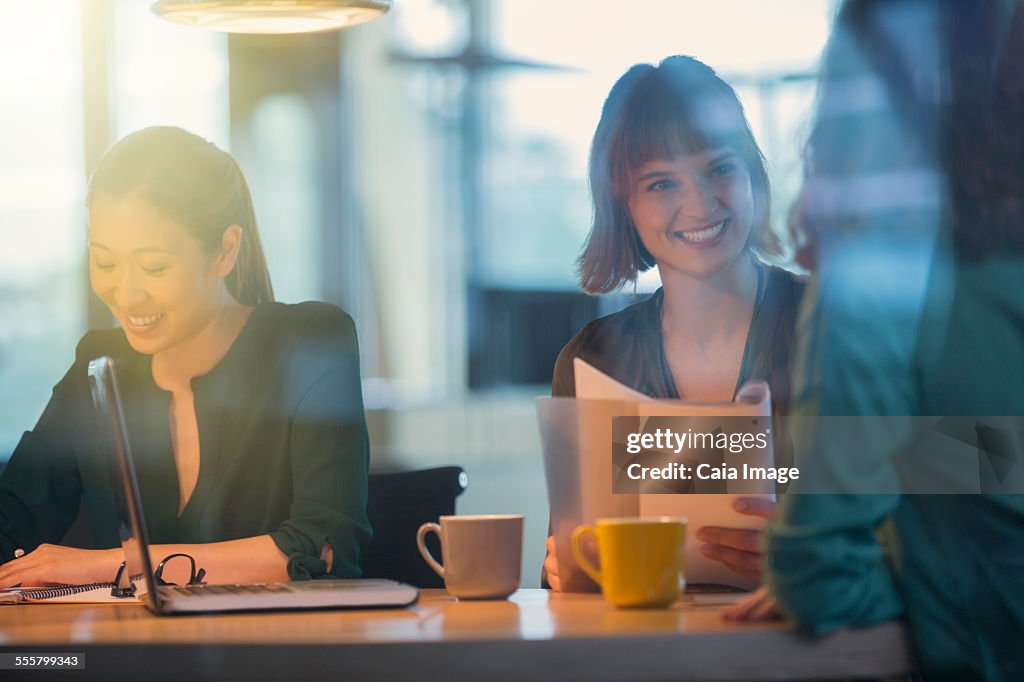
[{"xmin": 0, "ymin": 580, "xmax": 143, "ymax": 604}]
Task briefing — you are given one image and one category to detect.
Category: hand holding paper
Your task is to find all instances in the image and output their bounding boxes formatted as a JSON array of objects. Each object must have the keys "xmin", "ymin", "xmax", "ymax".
[{"xmin": 537, "ymin": 359, "xmax": 777, "ymax": 592}]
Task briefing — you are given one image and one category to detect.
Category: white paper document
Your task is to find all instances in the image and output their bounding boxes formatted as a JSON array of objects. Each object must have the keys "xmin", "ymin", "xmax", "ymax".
[{"xmin": 537, "ymin": 359, "xmax": 776, "ymax": 592}]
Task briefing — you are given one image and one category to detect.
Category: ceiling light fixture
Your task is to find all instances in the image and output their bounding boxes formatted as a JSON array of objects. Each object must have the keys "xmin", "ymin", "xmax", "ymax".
[{"xmin": 151, "ymin": 1, "xmax": 393, "ymax": 35}]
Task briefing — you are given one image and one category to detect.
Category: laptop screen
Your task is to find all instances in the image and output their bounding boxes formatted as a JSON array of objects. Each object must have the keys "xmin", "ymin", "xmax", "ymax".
[{"xmin": 87, "ymin": 355, "xmax": 163, "ymax": 610}]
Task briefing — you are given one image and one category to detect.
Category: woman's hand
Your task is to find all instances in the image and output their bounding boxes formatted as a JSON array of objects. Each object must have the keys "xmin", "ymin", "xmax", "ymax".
[
  {"xmin": 0, "ymin": 545, "xmax": 123, "ymax": 588},
  {"xmin": 543, "ymin": 535, "xmax": 562, "ymax": 592},
  {"xmin": 721, "ymin": 586, "xmax": 782, "ymax": 622},
  {"xmin": 696, "ymin": 497, "xmax": 776, "ymax": 583}
]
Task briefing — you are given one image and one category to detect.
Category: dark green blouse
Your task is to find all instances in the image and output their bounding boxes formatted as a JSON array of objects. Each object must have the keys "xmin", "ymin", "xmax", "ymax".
[
  {"xmin": 0, "ymin": 301, "xmax": 371, "ymax": 580},
  {"xmin": 551, "ymin": 265, "xmax": 805, "ymax": 417}
]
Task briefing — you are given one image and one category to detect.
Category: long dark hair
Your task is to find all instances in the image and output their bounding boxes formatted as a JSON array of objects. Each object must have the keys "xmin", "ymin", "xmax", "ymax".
[
  {"xmin": 945, "ymin": 0, "xmax": 1024, "ymax": 258},
  {"xmin": 579, "ymin": 55, "xmax": 778, "ymax": 294},
  {"xmin": 87, "ymin": 126, "xmax": 274, "ymax": 305},
  {"xmin": 803, "ymin": 0, "xmax": 1024, "ymax": 261}
]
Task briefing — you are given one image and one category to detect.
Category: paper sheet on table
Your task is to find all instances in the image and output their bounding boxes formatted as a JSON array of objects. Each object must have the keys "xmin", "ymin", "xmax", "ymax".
[{"xmin": 537, "ymin": 359, "xmax": 774, "ymax": 592}]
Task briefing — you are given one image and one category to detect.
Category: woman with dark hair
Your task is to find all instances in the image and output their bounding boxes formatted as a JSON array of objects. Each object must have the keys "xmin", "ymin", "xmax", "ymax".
[
  {"xmin": 0, "ymin": 127, "xmax": 370, "ymax": 586},
  {"xmin": 545, "ymin": 56, "xmax": 804, "ymax": 589},
  {"xmin": 729, "ymin": 1, "xmax": 1024, "ymax": 678}
]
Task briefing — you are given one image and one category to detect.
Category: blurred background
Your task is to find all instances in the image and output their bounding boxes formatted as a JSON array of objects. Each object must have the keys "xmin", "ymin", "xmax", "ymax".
[{"xmin": 0, "ymin": 0, "xmax": 834, "ymax": 585}]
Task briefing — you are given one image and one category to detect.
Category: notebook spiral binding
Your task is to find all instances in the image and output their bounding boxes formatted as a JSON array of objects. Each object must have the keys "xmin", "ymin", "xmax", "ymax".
[
  {"xmin": 20, "ymin": 573, "xmax": 144, "ymax": 601},
  {"xmin": 21, "ymin": 582, "xmax": 117, "ymax": 600}
]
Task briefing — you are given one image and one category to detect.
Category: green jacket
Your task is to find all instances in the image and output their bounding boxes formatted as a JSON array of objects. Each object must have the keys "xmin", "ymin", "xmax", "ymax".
[{"xmin": 769, "ymin": 238, "xmax": 1024, "ymax": 681}]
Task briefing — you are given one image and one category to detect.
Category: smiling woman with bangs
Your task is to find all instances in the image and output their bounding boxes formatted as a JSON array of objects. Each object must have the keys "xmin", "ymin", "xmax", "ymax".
[{"xmin": 544, "ymin": 56, "xmax": 804, "ymax": 590}]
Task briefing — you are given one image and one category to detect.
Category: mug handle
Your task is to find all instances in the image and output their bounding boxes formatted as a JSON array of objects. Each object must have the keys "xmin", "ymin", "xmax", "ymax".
[
  {"xmin": 571, "ymin": 525, "xmax": 602, "ymax": 585},
  {"xmin": 416, "ymin": 522, "xmax": 445, "ymax": 578}
]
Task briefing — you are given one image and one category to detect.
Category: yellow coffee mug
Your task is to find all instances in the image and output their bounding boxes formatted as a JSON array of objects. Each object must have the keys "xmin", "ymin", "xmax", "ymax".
[{"xmin": 571, "ymin": 517, "xmax": 687, "ymax": 608}]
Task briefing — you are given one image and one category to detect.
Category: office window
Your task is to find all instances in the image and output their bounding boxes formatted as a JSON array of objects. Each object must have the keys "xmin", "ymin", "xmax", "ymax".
[
  {"xmin": 0, "ymin": 2, "xmax": 85, "ymax": 460},
  {"xmin": 0, "ymin": 2, "xmax": 233, "ymax": 460},
  {"xmin": 112, "ymin": 0, "xmax": 229, "ymax": 145},
  {"xmin": 244, "ymin": 95, "xmax": 323, "ymax": 304}
]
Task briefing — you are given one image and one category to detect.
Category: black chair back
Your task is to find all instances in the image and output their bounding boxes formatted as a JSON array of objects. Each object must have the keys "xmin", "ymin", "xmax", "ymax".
[{"xmin": 363, "ymin": 466, "xmax": 468, "ymax": 588}]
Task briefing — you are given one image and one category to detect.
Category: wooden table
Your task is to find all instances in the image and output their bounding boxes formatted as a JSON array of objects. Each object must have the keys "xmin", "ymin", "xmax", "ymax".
[{"xmin": 0, "ymin": 589, "xmax": 913, "ymax": 681}]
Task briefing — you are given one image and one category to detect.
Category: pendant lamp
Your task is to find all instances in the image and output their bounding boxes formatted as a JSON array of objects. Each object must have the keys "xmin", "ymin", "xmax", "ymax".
[{"xmin": 151, "ymin": 1, "xmax": 393, "ymax": 34}]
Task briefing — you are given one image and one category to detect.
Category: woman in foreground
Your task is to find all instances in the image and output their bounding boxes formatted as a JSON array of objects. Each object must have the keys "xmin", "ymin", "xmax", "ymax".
[{"xmin": 730, "ymin": 2, "xmax": 1024, "ymax": 679}]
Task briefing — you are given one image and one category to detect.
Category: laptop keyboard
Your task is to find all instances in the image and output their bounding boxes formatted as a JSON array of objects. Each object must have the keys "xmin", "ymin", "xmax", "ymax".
[
  {"xmin": 167, "ymin": 579, "xmax": 392, "ymax": 598},
  {"xmin": 167, "ymin": 580, "xmax": 377, "ymax": 597},
  {"xmin": 170, "ymin": 583, "xmax": 292, "ymax": 597}
]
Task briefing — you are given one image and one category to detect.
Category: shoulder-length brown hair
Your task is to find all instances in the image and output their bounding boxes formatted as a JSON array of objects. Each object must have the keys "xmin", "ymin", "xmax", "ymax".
[
  {"xmin": 579, "ymin": 55, "xmax": 779, "ymax": 294},
  {"xmin": 87, "ymin": 126, "xmax": 274, "ymax": 305}
]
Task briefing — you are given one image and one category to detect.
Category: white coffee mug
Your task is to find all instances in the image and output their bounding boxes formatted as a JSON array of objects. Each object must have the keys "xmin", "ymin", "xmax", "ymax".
[{"xmin": 416, "ymin": 514, "xmax": 524, "ymax": 599}]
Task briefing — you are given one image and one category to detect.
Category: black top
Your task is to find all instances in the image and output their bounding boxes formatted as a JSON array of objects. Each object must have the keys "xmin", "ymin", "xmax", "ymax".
[
  {"xmin": 551, "ymin": 265, "xmax": 805, "ymax": 416},
  {"xmin": 0, "ymin": 301, "xmax": 371, "ymax": 580}
]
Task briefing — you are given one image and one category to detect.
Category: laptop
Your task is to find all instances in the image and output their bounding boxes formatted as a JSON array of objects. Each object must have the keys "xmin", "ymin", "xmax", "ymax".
[{"xmin": 87, "ymin": 355, "xmax": 419, "ymax": 615}]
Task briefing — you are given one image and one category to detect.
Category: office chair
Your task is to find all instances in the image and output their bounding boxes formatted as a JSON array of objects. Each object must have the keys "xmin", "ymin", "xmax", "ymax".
[{"xmin": 362, "ymin": 466, "xmax": 469, "ymax": 588}]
